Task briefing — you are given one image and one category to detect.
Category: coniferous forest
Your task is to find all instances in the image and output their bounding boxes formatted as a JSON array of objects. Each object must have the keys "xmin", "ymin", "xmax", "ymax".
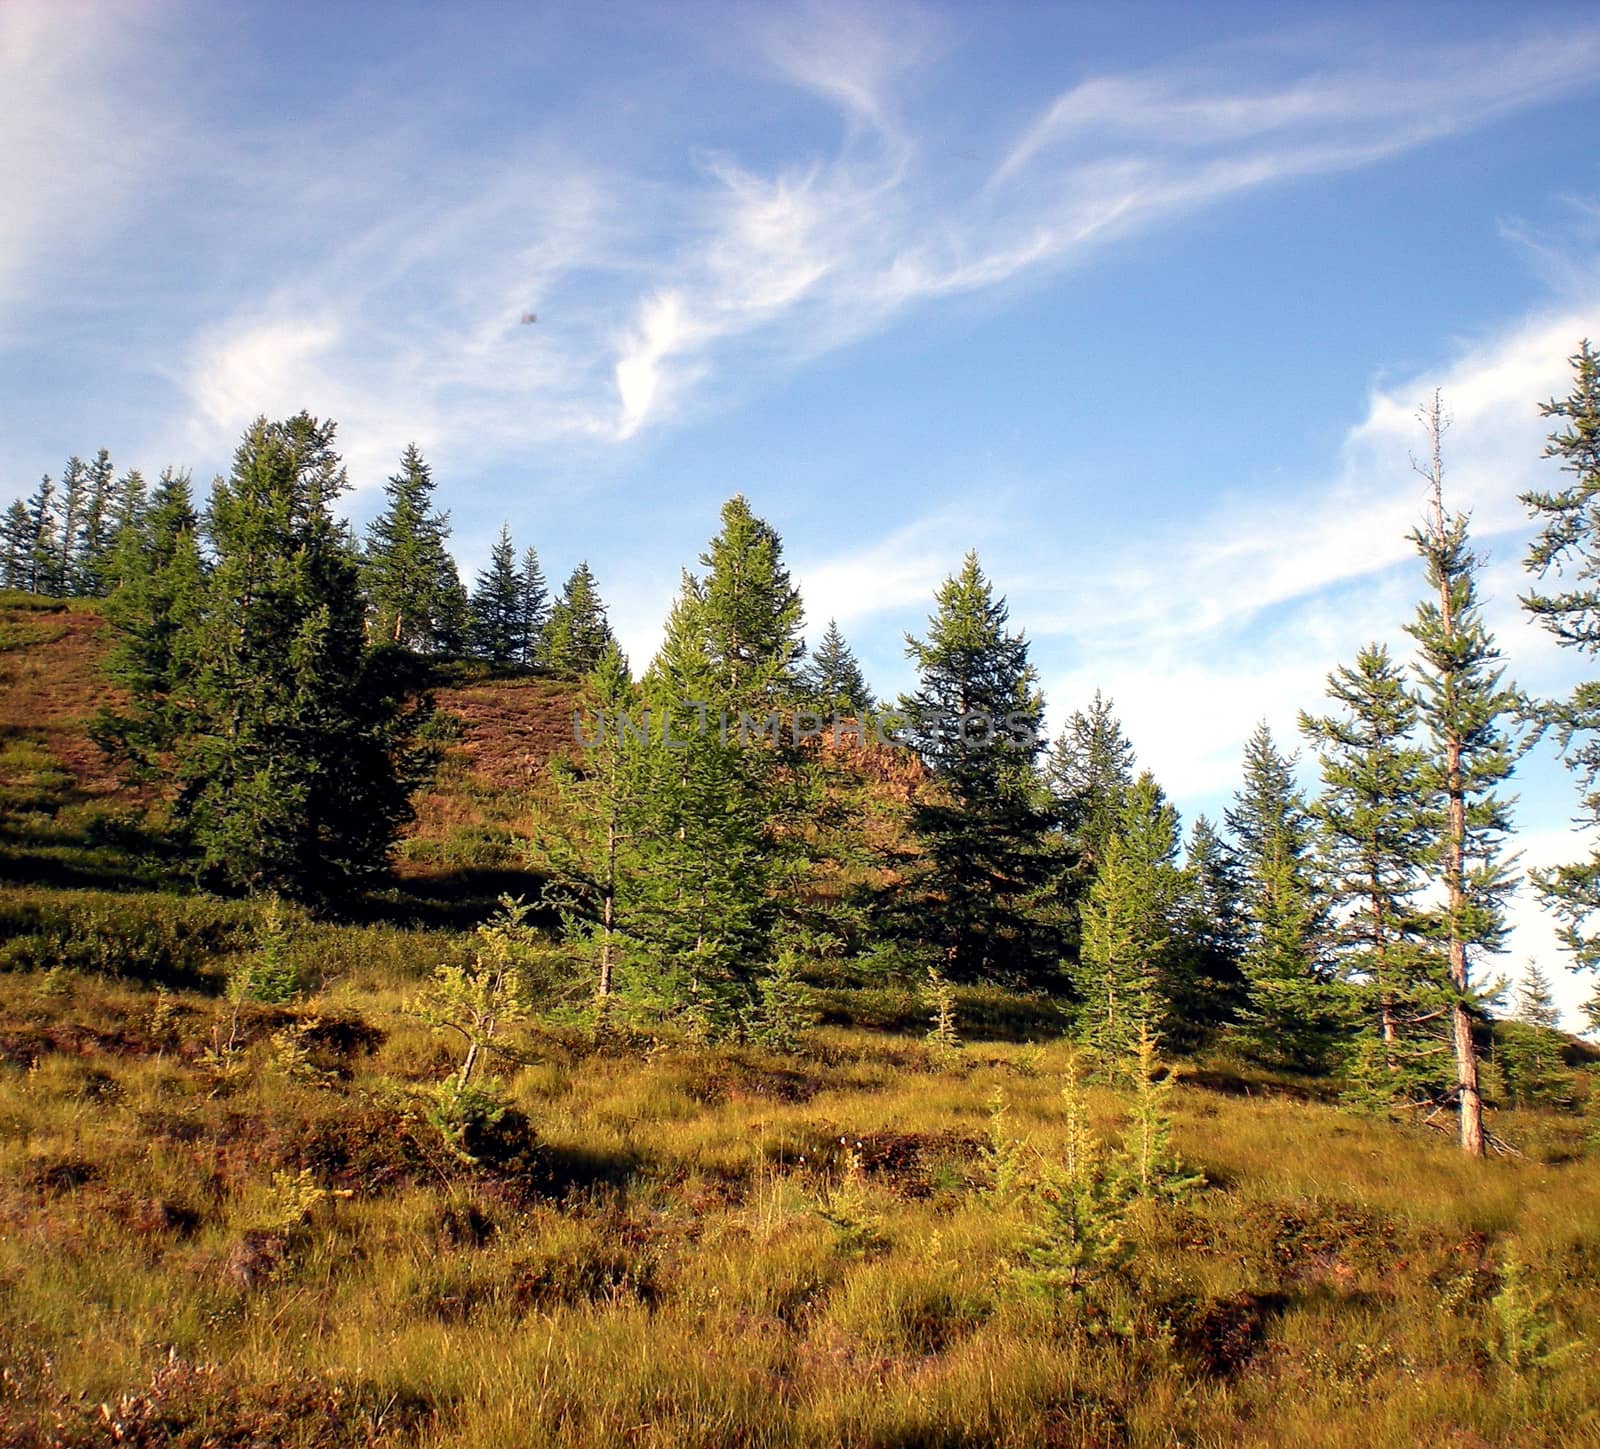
[{"xmin": 2, "ymin": 347, "xmax": 1600, "ymax": 1444}]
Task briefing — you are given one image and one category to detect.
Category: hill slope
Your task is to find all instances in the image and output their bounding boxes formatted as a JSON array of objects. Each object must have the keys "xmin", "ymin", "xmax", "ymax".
[{"xmin": 2, "ymin": 592, "xmax": 1599, "ymax": 1447}]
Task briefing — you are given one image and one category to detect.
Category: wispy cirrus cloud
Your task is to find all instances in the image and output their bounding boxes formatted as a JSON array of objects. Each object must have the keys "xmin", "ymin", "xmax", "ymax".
[
  {"xmin": 92, "ymin": 8, "xmax": 1593, "ymax": 481},
  {"xmin": 798, "ymin": 297, "xmax": 1600, "ymax": 797},
  {"xmin": 0, "ymin": 0, "xmax": 181, "ymax": 326}
]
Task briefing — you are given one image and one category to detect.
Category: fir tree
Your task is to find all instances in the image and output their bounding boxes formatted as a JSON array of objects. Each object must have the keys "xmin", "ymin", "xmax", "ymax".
[
  {"xmin": 1520, "ymin": 341, "xmax": 1600, "ymax": 983},
  {"xmin": 363, "ymin": 444, "xmax": 465, "ymax": 654},
  {"xmin": 899, "ymin": 551, "xmax": 1053, "ymax": 982},
  {"xmin": 1301, "ymin": 643, "xmax": 1442, "ymax": 1101},
  {"xmin": 519, "ymin": 545, "xmax": 549, "ymax": 668},
  {"xmin": 1227, "ymin": 722, "xmax": 1333, "ymax": 1070},
  {"xmin": 1408, "ymin": 393, "xmax": 1522, "ymax": 1156},
  {"xmin": 1076, "ymin": 772, "xmax": 1185, "ymax": 1066},
  {"xmin": 469, "ymin": 523, "xmax": 526, "ymax": 667},
  {"xmin": 540, "ymin": 562, "xmax": 615, "ymax": 679},
  {"xmin": 802, "ymin": 617, "xmax": 872, "ymax": 714}
]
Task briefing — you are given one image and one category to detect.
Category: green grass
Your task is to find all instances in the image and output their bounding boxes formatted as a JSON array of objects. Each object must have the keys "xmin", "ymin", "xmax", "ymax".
[
  {"xmin": 2, "ymin": 595, "xmax": 1597, "ymax": 1445},
  {"xmin": 1, "ymin": 933, "xmax": 1597, "ymax": 1447}
]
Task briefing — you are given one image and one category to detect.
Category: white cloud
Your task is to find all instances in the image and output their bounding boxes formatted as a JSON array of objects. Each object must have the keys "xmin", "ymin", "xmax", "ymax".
[
  {"xmin": 123, "ymin": 11, "xmax": 1597, "ymax": 465},
  {"xmin": 797, "ymin": 506, "xmax": 995, "ymax": 627},
  {"xmin": 0, "ymin": 0, "xmax": 174, "ymax": 323},
  {"xmin": 791, "ymin": 296, "xmax": 1600, "ymax": 1025}
]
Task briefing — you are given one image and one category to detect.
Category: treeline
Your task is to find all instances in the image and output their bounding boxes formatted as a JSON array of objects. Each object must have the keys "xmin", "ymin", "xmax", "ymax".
[
  {"xmin": 1, "ymin": 440, "xmax": 616, "ymax": 678},
  {"xmin": 7, "ymin": 345, "xmax": 1600, "ymax": 1159}
]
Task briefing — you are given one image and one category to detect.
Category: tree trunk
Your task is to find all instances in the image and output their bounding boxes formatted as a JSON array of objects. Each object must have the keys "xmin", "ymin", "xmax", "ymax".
[{"xmin": 1426, "ymin": 399, "xmax": 1484, "ymax": 1158}]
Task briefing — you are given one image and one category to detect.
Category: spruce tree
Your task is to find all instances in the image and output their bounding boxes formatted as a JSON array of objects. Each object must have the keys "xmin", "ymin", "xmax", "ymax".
[
  {"xmin": 1408, "ymin": 393, "xmax": 1522, "ymax": 1156},
  {"xmin": 1300, "ymin": 643, "xmax": 1441, "ymax": 1101},
  {"xmin": 696, "ymin": 494, "xmax": 805, "ymax": 701},
  {"xmin": 1520, "ymin": 341, "xmax": 1600, "ymax": 979},
  {"xmin": 117, "ymin": 415, "xmax": 430, "ymax": 901},
  {"xmin": 104, "ymin": 469, "xmax": 149, "ymax": 577},
  {"xmin": 1, "ymin": 499, "xmax": 31, "ymax": 590},
  {"xmin": 363, "ymin": 444, "xmax": 465, "ymax": 654},
  {"xmin": 55, "ymin": 456, "xmax": 88, "ymax": 595},
  {"xmin": 538, "ymin": 641, "xmax": 648, "ymax": 1025},
  {"xmin": 25, "ymin": 476, "xmax": 59, "ymax": 595},
  {"xmin": 802, "ymin": 617, "xmax": 872, "ymax": 714},
  {"xmin": 1171, "ymin": 814, "xmax": 1249, "ymax": 1048},
  {"xmin": 625, "ymin": 497, "xmax": 811, "ymax": 1029},
  {"xmin": 1077, "ymin": 771, "xmax": 1185, "ymax": 1066},
  {"xmin": 630, "ymin": 575, "xmax": 773, "ymax": 1029},
  {"xmin": 1227, "ymin": 722, "xmax": 1333, "ymax": 1069},
  {"xmin": 1497, "ymin": 963, "xmax": 1569, "ymax": 1108},
  {"xmin": 469, "ymin": 523, "xmax": 526, "ymax": 667},
  {"xmin": 78, "ymin": 448, "xmax": 115, "ymax": 595},
  {"xmin": 1047, "ymin": 691, "xmax": 1137, "ymax": 878},
  {"xmin": 95, "ymin": 469, "xmax": 205, "ymax": 770},
  {"xmin": 541, "ymin": 562, "xmax": 615, "ymax": 679},
  {"xmin": 1046, "ymin": 691, "xmax": 1139, "ymax": 963},
  {"xmin": 899, "ymin": 551, "xmax": 1053, "ymax": 982},
  {"xmin": 519, "ymin": 545, "xmax": 549, "ymax": 668},
  {"xmin": 1514, "ymin": 961, "xmax": 1563, "ymax": 1029}
]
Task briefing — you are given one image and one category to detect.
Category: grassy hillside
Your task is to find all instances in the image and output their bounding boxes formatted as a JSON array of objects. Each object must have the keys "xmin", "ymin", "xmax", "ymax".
[{"xmin": 2, "ymin": 595, "xmax": 1599, "ymax": 1447}]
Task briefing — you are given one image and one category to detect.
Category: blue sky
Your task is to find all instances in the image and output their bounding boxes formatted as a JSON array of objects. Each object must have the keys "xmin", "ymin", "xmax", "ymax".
[{"xmin": 6, "ymin": 0, "xmax": 1600, "ymax": 1022}]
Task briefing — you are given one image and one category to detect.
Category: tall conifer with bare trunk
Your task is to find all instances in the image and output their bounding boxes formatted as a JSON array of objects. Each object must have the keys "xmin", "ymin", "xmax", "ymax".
[{"xmin": 1406, "ymin": 393, "xmax": 1521, "ymax": 1156}]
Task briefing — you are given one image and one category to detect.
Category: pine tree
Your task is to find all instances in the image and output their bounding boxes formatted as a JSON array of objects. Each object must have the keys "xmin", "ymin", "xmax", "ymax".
[
  {"xmin": 25, "ymin": 476, "xmax": 59, "ymax": 595},
  {"xmin": 1227, "ymin": 722, "xmax": 1333, "ymax": 1070},
  {"xmin": 363, "ymin": 444, "xmax": 466, "ymax": 654},
  {"xmin": 899, "ymin": 551, "xmax": 1053, "ymax": 982},
  {"xmin": 519, "ymin": 545, "xmax": 549, "ymax": 668},
  {"xmin": 1408, "ymin": 393, "xmax": 1522, "ymax": 1156},
  {"xmin": 540, "ymin": 562, "xmax": 615, "ymax": 679},
  {"xmin": 115, "ymin": 415, "xmax": 431, "ymax": 901},
  {"xmin": 802, "ymin": 617, "xmax": 872, "ymax": 714},
  {"xmin": 469, "ymin": 523, "xmax": 526, "ymax": 667},
  {"xmin": 1076, "ymin": 772, "xmax": 1185, "ymax": 1066},
  {"xmin": 1520, "ymin": 341, "xmax": 1600, "ymax": 982},
  {"xmin": 1300, "ymin": 643, "xmax": 1442, "ymax": 1101}
]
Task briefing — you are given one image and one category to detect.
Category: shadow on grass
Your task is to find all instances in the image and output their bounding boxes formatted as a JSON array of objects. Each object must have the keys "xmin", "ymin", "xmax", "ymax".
[
  {"xmin": 810, "ymin": 980, "xmax": 1072, "ymax": 1042},
  {"xmin": 353, "ymin": 867, "xmax": 559, "ymax": 931}
]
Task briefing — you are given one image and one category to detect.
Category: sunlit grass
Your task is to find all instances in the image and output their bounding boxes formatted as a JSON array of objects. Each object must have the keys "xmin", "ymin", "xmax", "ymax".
[{"xmin": 2, "ymin": 926, "xmax": 1597, "ymax": 1447}]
